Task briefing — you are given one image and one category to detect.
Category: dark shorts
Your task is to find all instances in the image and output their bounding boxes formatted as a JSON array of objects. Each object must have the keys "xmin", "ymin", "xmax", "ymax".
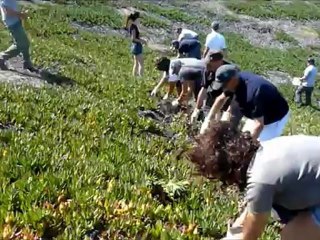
[
  {"xmin": 131, "ymin": 42, "xmax": 143, "ymax": 55},
  {"xmin": 273, "ymin": 205, "xmax": 320, "ymax": 226},
  {"xmin": 179, "ymin": 67, "xmax": 203, "ymax": 99},
  {"xmin": 186, "ymin": 44, "xmax": 201, "ymax": 59},
  {"xmin": 273, "ymin": 205, "xmax": 308, "ymax": 225}
]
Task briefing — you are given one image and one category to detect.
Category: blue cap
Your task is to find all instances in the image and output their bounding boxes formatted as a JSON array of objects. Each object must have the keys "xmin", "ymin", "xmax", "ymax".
[{"xmin": 212, "ymin": 64, "xmax": 239, "ymax": 90}]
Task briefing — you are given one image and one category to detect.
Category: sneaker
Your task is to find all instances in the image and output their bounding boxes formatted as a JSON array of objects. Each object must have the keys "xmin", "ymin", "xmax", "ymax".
[
  {"xmin": 0, "ymin": 58, "xmax": 8, "ymax": 70},
  {"xmin": 221, "ymin": 221, "xmax": 243, "ymax": 240}
]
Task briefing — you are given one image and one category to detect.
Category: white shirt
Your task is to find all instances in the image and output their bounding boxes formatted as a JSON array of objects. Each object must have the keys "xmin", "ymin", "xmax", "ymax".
[
  {"xmin": 302, "ymin": 65, "xmax": 317, "ymax": 87},
  {"xmin": 167, "ymin": 58, "xmax": 205, "ymax": 82},
  {"xmin": 205, "ymin": 30, "xmax": 227, "ymax": 51},
  {"xmin": 178, "ymin": 29, "xmax": 198, "ymax": 41}
]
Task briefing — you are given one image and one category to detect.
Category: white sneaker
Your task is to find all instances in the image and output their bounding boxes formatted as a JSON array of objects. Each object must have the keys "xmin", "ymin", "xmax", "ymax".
[{"xmin": 221, "ymin": 221, "xmax": 243, "ymax": 240}]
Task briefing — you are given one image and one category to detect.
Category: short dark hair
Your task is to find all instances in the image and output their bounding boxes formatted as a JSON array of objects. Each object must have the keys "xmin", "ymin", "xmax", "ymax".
[
  {"xmin": 308, "ymin": 57, "xmax": 315, "ymax": 65},
  {"xmin": 155, "ymin": 56, "xmax": 170, "ymax": 72},
  {"xmin": 208, "ymin": 51, "xmax": 223, "ymax": 61},
  {"xmin": 125, "ymin": 12, "xmax": 140, "ymax": 30},
  {"xmin": 186, "ymin": 121, "xmax": 260, "ymax": 191},
  {"xmin": 171, "ymin": 40, "xmax": 180, "ymax": 50},
  {"xmin": 176, "ymin": 27, "xmax": 182, "ymax": 34}
]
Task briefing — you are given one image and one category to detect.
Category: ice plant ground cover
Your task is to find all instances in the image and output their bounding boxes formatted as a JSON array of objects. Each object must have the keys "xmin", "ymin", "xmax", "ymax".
[{"xmin": 0, "ymin": 0, "xmax": 319, "ymax": 239}]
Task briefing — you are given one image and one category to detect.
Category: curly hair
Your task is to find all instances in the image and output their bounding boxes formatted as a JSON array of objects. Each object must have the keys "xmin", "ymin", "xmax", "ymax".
[
  {"xmin": 187, "ymin": 121, "xmax": 260, "ymax": 191},
  {"xmin": 155, "ymin": 56, "xmax": 170, "ymax": 72}
]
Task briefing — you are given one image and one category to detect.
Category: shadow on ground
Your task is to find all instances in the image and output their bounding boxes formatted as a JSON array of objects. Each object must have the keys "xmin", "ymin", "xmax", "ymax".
[{"xmin": 8, "ymin": 69, "xmax": 75, "ymax": 86}]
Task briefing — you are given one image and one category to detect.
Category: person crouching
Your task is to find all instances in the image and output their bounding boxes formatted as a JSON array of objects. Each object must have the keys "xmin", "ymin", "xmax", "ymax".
[{"xmin": 171, "ymin": 39, "xmax": 201, "ymax": 60}]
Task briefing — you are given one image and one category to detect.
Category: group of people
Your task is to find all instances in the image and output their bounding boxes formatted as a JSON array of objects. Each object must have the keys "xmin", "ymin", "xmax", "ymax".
[
  {"xmin": 1, "ymin": 2, "xmax": 320, "ymax": 239},
  {"xmin": 126, "ymin": 11, "xmax": 320, "ymax": 240}
]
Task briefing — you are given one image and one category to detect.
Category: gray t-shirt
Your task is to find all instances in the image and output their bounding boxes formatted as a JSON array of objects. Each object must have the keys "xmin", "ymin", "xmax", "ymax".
[
  {"xmin": 302, "ymin": 65, "xmax": 317, "ymax": 87},
  {"xmin": 246, "ymin": 135, "xmax": 320, "ymax": 214}
]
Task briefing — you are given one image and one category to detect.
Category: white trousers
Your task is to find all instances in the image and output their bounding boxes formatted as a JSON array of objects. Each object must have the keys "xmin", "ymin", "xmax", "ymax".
[{"xmin": 242, "ymin": 111, "xmax": 290, "ymax": 142}]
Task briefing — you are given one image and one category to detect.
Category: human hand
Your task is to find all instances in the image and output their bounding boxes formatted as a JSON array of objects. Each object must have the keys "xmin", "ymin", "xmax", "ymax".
[
  {"xmin": 190, "ymin": 108, "xmax": 200, "ymax": 124},
  {"xmin": 150, "ymin": 87, "xmax": 158, "ymax": 97},
  {"xmin": 171, "ymin": 99, "xmax": 180, "ymax": 107},
  {"xmin": 162, "ymin": 93, "xmax": 169, "ymax": 100}
]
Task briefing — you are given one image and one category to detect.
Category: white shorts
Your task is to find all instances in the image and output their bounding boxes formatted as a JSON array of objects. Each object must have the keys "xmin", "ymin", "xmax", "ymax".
[{"xmin": 242, "ymin": 111, "xmax": 290, "ymax": 142}]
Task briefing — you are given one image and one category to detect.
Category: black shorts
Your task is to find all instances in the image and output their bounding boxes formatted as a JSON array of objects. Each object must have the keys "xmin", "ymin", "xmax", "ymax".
[
  {"xmin": 179, "ymin": 67, "xmax": 203, "ymax": 82},
  {"xmin": 179, "ymin": 67, "xmax": 203, "ymax": 99},
  {"xmin": 273, "ymin": 204, "xmax": 308, "ymax": 225}
]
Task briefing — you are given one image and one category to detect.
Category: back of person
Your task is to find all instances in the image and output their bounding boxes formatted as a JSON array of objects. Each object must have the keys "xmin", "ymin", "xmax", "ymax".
[
  {"xmin": 180, "ymin": 58, "xmax": 205, "ymax": 69},
  {"xmin": 178, "ymin": 29, "xmax": 198, "ymax": 41},
  {"xmin": 248, "ymin": 135, "xmax": 320, "ymax": 211},
  {"xmin": 303, "ymin": 65, "xmax": 317, "ymax": 87},
  {"xmin": 179, "ymin": 39, "xmax": 201, "ymax": 59},
  {"xmin": 1, "ymin": 0, "xmax": 19, "ymax": 27},
  {"xmin": 205, "ymin": 30, "xmax": 226, "ymax": 52},
  {"xmin": 235, "ymin": 71, "xmax": 289, "ymax": 125}
]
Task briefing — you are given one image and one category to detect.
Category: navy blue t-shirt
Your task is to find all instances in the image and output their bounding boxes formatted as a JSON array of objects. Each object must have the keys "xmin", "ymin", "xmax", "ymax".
[
  {"xmin": 230, "ymin": 72, "xmax": 289, "ymax": 125},
  {"xmin": 179, "ymin": 39, "xmax": 200, "ymax": 54}
]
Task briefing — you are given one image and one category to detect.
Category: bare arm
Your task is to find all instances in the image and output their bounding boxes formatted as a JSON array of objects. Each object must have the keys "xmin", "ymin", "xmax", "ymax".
[
  {"xmin": 300, "ymin": 68, "xmax": 310, "ymax": 81},
  {"xmin": 202, "ymin": 47, "xmax": 210, "ymax": 59},
  {"xmin": 243, "ymin": 212, "xmax": 269, "ymax": 240},
  {"xmin": 206, "ymin": 92, "xmax": 229, "ymax": 121},
  {"xmin": 131, "ymin": 29, "xmax": 145, "ymax": 44},
  {"xmin": 2, "ymin": 6, "xmax": 26, "ymax": 18},
  {"xmin": 195, "ymin": 87, "xmax": 207, "ymax": 109},
  {"xmin": 155, "ymin": 72, "xmax": 168, "ymax": 90},
  {"xmin": 250, "ymin": 117, "xmax": 264, "ymax": 140}
]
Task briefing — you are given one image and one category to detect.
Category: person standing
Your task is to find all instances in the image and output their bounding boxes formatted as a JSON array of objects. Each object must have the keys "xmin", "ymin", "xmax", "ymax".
[
  {"xmin": 125, "ymin": 12, "xmax": 146, "ymax": 77},
  {"xmin": 295, "ymin": 57, "xmax": 318, "ymax": 106},
  {"xmin": 171, "ymin": 39, "xmax": 201, "ymax": 59},
  {"xmin": 201, "ymin": 65, "xmax": 290, "ymax": 141},
  {"xmin": 203, "ymin": 21, "xmax": 227, "ymax": 58},
  {"xmin": 0, "ymin": 0, "xmax": 36, "ymax": 72}
]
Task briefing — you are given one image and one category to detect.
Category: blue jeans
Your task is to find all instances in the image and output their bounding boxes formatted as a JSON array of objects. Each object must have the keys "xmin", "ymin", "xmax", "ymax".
[{"xmin": 1, "ymin": 21, "xmax": 32, "ymax": 67}]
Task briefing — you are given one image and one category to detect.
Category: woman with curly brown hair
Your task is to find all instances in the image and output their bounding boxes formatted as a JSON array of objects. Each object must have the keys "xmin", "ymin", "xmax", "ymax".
[{"xmin": 188, "ymin": 121, "xmax": 320, "ymax": 240}]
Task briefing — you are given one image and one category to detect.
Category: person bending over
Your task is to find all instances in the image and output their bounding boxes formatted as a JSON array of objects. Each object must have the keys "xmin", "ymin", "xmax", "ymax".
[
  {"xmin": 176, "ymin": 27, "xmax": 198, "ymax": 42},
  {"xmin": 151, "ymin": 57, "xmax": 204, "ymax": 106},
  {"xmin": 187, "ymin": 121, "xmax": 320, "ymax": 240},
  {"xmin": 190, "ymin": 51, "xmax": 242, "ymax": 126},
  {"xmin": 152, "ymin": 57, "xmax": 182, "ymax": 99},
  {"xmin": 171, "ymin": 38, "xmax": 201, "ymax": 59},
  {"xmin": 201, "ymin": 65, "xmax": 290, "ymax": 141}
]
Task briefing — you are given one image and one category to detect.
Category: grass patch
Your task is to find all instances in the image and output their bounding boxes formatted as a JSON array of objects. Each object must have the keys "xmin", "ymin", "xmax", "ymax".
[
  {"xmin": 132, "ymin": 2, "xmax": 211, "ymax": 25},
  {"xmin": 141, "ymin": 13, "xmax": 170, "ymax": 28},
  {"xmin": 274, "ymin": 30, "xmax": 299, "ymax": 45},
  {"xmin": 226, "ymin": 1, "xmax": 320, "ymax": 20},
  {"xmin": 0, "ymin": 2, "xmax": 319, "ymax": 239}
]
